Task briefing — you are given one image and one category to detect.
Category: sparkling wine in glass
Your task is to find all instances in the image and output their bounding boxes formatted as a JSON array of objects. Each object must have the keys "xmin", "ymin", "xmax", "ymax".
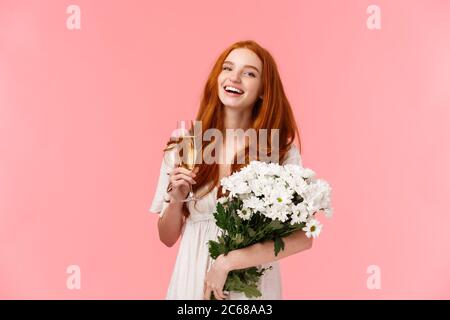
[{"xmin": 177, "ymin": 120, "xmax": 198, "ymax": 202}]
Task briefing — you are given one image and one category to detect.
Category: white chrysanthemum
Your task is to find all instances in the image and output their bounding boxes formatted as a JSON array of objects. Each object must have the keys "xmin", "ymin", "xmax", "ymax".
[
  {"xmin": 261, "ymin": 205, "xmax": 276, "ymax": 220},
  {"xmin": 299, "ymin": 211, "xmax": 309, "ymax": 222},
  {"xmin": 217, "ymin": 197, "xmax": 228, "ymax": 205},
  {"xmin": 248, "ymin": 176, "xmax": 272, "ymax": 197},
  {"xmin": 302, "ymin": 219, "xmax": 323, "ymax": 238},
  {"xmin": 292, "ymin": 177, "xmax": 308, "ymax": 196},
  {"xmin": 259, "ymin": 179, "xmax": 276, "ymax": 200},
  {"xmin": 263, "ymin": 203, "xmax": 290, "ymax": 222},
  {"xmin": 240, "ymin": 192, "xmax": 253, "ymax": 201},
  {"xmin": 301, "ymin": 179, "xmax": 332, "ymax": 214},
  {"xmin": 243, "ymin": 196, "xmax": 266, "ymax": 213},
  {"xmin": 241, "ymin": 169, "xmax": 257, "ymax": 182},
  {"xmin": 221, "ymin": 174, "xmax": 251, "ymax": 197},
  {"xmin": 235, "ymin": 182, "xmax": 251, "ymax": 195},
  {"xmin": 249, "ymin": 161, "xmax": 267, "ymax": 175},
  {"xmin": 266, "ymin": 162, "xmax": 283, "ymax": 177},
  {"xmin": 266, "ymin": 186, "xmax": 293, "ymax": 207},
  {"xmin": 291, "ymin": 203, "xmax": 310, "ymax": 221},
  {"xmin": 236, "ymin": 208, "xmax": 252, "ymax": 221},
  {"xmin": 290, "ymin": 213, "xmax": 305, "ymax": 225},
  {"xmin": 284, "ymin": 164, "xmax": 304, "ymax": 177},
  {"xmin": 284, "ymin": 165, "xmax": 311, "ymax": 195},
  {"xmin": 249, "ymin": 160, "xmax": 268, "ymax": 173},
  {"xmin": 300, "ymin": 167, "xmax": 316, "ymax": 179},
  {"xmin": 220, "ymin": 176, "xmax": 234, "ymax": 192},
  {"xmin": 218, "ymin": 160, "xmax": 332, "ymax": 239},
  {"xmin": 290, "ymin": 204, "xmax": 310, "ymax": 225},
  {"xmin": 279, "ymin": 169, "xmax": 296, "ymax": 185}
]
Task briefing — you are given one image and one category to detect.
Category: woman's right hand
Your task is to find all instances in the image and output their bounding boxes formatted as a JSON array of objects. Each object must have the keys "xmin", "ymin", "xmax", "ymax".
[{"xmin": 167, "ymin": 166, "xmax": 199, "ymax": 202}]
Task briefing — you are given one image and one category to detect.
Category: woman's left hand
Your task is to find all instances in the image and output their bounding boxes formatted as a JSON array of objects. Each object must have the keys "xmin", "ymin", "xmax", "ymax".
[{"xmin": 203, "ymin": 254, "xmax": 231, "ymax": 300}]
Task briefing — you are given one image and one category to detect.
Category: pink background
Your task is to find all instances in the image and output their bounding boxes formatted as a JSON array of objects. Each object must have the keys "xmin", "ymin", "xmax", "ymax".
[{"xmin": 1, "ymin": 0, "xmax": 449, "ymax": 299}]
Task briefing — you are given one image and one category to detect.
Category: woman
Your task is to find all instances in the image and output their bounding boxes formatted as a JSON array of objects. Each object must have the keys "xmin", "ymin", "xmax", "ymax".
[{"xmin": 149, "ymin": 40, "xmax": 313, "ymax": 300}]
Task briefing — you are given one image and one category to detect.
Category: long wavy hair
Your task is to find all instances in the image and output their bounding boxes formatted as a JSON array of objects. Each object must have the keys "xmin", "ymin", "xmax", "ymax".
[{"xmin": 163, "ymin": 40, "xmax": 302, "ymax": 217}]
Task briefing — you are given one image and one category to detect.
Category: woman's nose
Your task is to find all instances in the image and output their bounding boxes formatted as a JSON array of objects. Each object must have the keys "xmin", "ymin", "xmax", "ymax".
[{"xmin": 229, "ymin": 71, "xmax": 241, "ymax": 83}]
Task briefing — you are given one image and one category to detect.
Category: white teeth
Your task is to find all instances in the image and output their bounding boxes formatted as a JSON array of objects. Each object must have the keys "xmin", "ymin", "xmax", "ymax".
[{"xmin": 224, "ymin": 86, "xmax": 243, "ymax": 94}]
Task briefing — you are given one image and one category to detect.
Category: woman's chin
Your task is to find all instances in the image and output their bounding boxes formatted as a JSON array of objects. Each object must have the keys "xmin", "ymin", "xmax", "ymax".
[
  {"xmin": 223, "ymin": 103, "xmax": 244, "ymax": 109},
  {"xmin": 221, "ymin": 99, "xmax": 252, "ymax": 110}
]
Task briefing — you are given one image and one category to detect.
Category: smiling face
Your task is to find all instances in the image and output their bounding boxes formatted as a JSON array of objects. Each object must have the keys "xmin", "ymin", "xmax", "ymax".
[{"xmin": 217, "ymin": 48, "xmax": 263, "ymax": 110}]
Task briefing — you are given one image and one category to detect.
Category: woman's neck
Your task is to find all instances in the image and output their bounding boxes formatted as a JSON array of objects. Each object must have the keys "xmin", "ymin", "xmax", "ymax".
[
  {"xmin": 223, "ymin": 105, "xmax": 252, "ymax": 133},
  {"xmin": 220, "ymin": 105, "xmax": 253, "ymax": 166}
]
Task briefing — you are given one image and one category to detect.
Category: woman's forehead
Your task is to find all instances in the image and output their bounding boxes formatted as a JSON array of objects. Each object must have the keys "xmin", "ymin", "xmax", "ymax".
[{"xmin": 225, "ymin": 48, "xmax": 262, "ymax": 69}]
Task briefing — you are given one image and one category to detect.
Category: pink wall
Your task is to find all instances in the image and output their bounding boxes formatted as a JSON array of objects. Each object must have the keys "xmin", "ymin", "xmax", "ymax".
[{"xmin": 1, "ymin": 0, "xmax": 449, "ymax": 299}]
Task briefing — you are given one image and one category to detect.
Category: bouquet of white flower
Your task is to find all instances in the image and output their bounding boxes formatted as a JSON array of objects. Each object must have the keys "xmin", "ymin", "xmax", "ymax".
[{"xmin": 208, "ymin": 160, "xmax": 333, "ymax": 298}]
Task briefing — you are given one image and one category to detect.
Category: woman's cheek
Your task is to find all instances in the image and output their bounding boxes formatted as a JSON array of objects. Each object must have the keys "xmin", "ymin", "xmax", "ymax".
[{"xmin": 247, "ymin": 85, "xmax": 258, "ymax": 99}]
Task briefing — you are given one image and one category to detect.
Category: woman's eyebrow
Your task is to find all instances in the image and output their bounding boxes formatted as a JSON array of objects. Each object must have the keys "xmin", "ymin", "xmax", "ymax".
[{"xmin": 223, "ymin": 60, "xmax": 260, "ymax": 74}]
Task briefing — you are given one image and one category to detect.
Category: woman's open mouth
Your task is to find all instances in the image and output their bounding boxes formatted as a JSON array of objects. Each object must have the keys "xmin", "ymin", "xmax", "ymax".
[{"xmin": 223, "ymin": 85, "xmax": 244, "ymax": 97}]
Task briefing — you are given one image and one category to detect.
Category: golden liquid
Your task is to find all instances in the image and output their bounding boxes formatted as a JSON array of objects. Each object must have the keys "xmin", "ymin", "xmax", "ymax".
[{"xmin": 179, "ymin": 135, "xmax": 197, "ymax": 170}]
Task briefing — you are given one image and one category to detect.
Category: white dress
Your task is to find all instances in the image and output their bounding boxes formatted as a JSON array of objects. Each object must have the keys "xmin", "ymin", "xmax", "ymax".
[{"xmin": 149, "ymin": 144, "xmax": 303, "ymax": 300}]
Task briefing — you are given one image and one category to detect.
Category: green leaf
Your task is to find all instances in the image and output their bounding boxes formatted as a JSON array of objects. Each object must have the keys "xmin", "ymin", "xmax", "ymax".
[
  {"xmin": 247, "ymin": 228, "xmax": 256, "ymax": 237},
  {"xmin": 208, "ymin": 238, "xmax": 229, "ymax": 259},
  {"xmin": 208, "ymin": 240, "xmax": 221, "ymax": 259},
  {"xmin": 242, "ymin": 285, "xmax": 262, "ymax": 298},
  {"xmin": 214, "ymin": 203, "xmax": 229, "ymax": 230},
  {"xmin": 274, "ymin": 237, "xmax": 285, "ymax": 256},
  {"xmin": 225, "ymin": 270, "xmax": 262, "ymax": 298},
  {"xmin": 269, "ymin": 220, "xmax": 284, "ymax": 230},
  {"xmin": 232, "ymin": 233, "xmax": 244, "ymax": 245}
]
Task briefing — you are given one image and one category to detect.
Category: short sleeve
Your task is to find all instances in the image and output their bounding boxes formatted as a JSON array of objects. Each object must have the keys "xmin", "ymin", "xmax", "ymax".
[
  {"xmin": 149, "ymin": 148, "xmax": 177, "ymax": 217},
  {"xmin": 281, "ymin": 144, "xmax": 303, "ymax": 167}
]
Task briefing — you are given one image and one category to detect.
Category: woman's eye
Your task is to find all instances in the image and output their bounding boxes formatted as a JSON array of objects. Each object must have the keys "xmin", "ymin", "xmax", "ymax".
[
  {"xmin": 222, "ymin": 66, "xmax": 232, "ymax": 71},
  {"xmin": 245, "ymin": 72, "xmax": 256, "ymax": 78}
]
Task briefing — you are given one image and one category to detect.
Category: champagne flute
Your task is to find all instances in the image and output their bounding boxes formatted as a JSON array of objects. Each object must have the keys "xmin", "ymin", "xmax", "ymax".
[{"xmin": 176, "ymin": 120, "xmax": 198, "ymax": 202}]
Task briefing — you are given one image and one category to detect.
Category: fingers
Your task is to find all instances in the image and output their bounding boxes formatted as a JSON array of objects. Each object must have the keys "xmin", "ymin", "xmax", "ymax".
[
  {"xmin": 213, "ymin": 287, "xmax": 226, "ymax": 300},
  {"xmin": 170, "ymin": 166, "xmax": 197, "ymax": 178},
  {"xmin": 172, "ymin": 173, "xmax": 197, "ymax": 185},
  {"xmin": 203, "ymin": 283, "xmax": 227, "ymax": 300},
  {"xmin": 171, "ymin": 179, "xmax": 190, "ymax": 190},
  {"xmin": 203, "ymin": 287, "xmax": 212, "ymax": 300},
  {"xmin": 169, "ymin": 168, "xmax": 197, "ymax": 185}
]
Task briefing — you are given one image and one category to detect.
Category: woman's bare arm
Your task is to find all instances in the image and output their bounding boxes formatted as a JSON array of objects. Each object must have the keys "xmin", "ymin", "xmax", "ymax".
[
  {"xmin": 219, "ymin": 229, "xmax": 313, "ymax": 271},
  {"xmin": 156, "ymin": 166, "xmax": 197, "ymax": 247},
  {"xmin": 157, "ymin": 201, "xmax": 187, "ymax": 247}
]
